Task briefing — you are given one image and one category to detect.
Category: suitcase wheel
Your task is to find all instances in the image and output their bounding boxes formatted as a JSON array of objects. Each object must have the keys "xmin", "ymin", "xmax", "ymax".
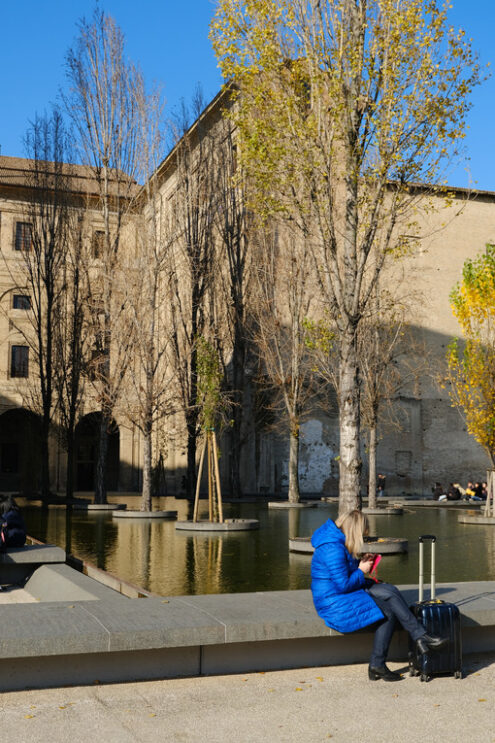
[
  {"xmin": 420, "ymin": 673, "xmax": 429, "ymax": 683},
  {"xmin": 455, "ymin": 671, "xmax": 462, "ymax": 680},
  {"xmin": 409, "ymin": 668, "xmax": 420, "ymax": 677}
]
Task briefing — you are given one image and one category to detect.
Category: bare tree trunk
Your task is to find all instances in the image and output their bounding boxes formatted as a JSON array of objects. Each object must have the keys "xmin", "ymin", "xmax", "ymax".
[
  {"xmin": 229, "ymin": 414, "xmax": 243, "ymax": 497},
  {"xmin": 185, "ymin": 329, "xmax": 199, "ymax": 500},
  {"xmin": 40, "ymin": 415, "xmax": 51, "ymax": 500},
  {"xmin": 95, "ymin": 416, "xmax": 109, "ymax": 504},
  {"xmin": 368, "ymin": 422, "xmax": 377, "ymax": 509},
  {"xmin": 186, "ymin": 417, "xmax": 198, "ymax": 500},
  {"xmin": 229, "ymin": 319, "xmax": 245, "ymax": 497},
  {"xmin": 338, "ymin": 332, "xmax": 362, "ymax": 514},
  {"xmin": 288, "ymin": 426, "xmax": 300, "ymax": 503},
  {"xmin": 141, "ymin": 427, "xmax": 152, "ymax": 511},
  {"xmin": 66, "ymin": 433, "xmax": 75, "ymax": 501}
]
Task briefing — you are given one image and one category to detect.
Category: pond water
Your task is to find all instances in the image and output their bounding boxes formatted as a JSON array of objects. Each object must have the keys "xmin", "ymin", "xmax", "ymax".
[{"xmin": 20, "ymin": 497, "xmax": 495, "ymax": 597}]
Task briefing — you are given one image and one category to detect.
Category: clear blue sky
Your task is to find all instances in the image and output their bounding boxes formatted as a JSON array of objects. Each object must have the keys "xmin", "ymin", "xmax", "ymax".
[{"xmin": 1, "ymin": 1, "xmax": 494, "ymax": 191}]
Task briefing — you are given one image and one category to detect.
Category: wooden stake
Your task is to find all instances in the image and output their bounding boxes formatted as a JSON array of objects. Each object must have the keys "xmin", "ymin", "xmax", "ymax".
[
  {"xmin": 207, "ymin": 432, "xmax": 213, "ymax": 522},
  {"xmin": 193, "ymin": 439, "xmax": 206, "ymax": 522},
  {"xmin": 486, "ymin": 470, "xmax": 494, "ymax": 518},
  {"xmin": 212, "ymin": 431, "xmax": 224, "ymax": 524}
]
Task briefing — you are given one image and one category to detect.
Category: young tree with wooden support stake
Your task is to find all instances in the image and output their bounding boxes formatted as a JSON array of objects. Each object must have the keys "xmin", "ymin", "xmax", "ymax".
[
  {"xmin": 192, "ymin": 338, "xmax": 227, "ymax": 523},
  {"xmin": 211, "ymin": 0, "xmax": 481, "ymax": 514},
  {"xmin": 214, "ymin": 117, "xmax": 252, "ymax": 498},
  {"xmin": 447, "ymin": 244, "xmax": 495, "ymax": 518},
  {"xmin": 168, "ymin": 91, "xmax": 218, "ymax": 500}
]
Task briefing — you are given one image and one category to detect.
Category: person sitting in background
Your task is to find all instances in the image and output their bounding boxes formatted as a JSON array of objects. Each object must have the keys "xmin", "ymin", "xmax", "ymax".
[
  {"xmin": 465, "ymin": 481, "xmax": 477, "ymax": 500},
  {"xmin": 453, "ymin": 483, "xmax": 467, "ymax": 500},
  {"xmin": 481, "ymin": 482, "xmax": 488, "ymax": 500},
  {"xmin": 432, "ymin": 482, "xmax": 445, "ymax": 500},
  {"xmin": 0, "ymin": 495, "xmax": 26, "ymax": 549},
  {"xmin": 474, "ymin": 482, "xmax": 484, "ymax": 500},
  {"xmin": 377, "ymin": 474, "xmax": 386, "ymax": 498},
  {"xmin": 446, "ymin": 483, "xmax": 461, "ymax": 501}
]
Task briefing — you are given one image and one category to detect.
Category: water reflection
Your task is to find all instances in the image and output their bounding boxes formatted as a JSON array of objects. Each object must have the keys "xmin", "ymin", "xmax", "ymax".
[{"xmin": 20, "ymin": 497, "xmax": 495, "ymax": 596}]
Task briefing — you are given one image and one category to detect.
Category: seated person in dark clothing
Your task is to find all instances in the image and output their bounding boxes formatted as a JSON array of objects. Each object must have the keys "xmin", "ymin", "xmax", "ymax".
[
  {"xmin": 432, "ymin": 482, "xmax": 444, "ymax": 500},
  {"xmin": 465, "ymin": 481, "xmax": 481, "ymax": 501},
  {"xmin": 0, "ymin": 495, "xmax": 26, "ymax": 548},
  {"xmin": 474, "ymin": 482, "xmax": 485, "ymax": 500},
  {"xmin": 446, "ymin": 483, "xmax": 461, "ymax": 501}
]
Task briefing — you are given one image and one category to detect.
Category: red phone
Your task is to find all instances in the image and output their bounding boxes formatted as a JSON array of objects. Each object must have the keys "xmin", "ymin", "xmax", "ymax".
[{"xmin": 370, "ymin": 554, "xmax": 382, "ymax": 573}]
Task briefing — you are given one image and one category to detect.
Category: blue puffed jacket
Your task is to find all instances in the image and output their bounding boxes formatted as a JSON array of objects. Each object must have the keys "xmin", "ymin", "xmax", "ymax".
[{"xmin": 311, "ymin": 518, "xmax": 383, "ymax": 633}]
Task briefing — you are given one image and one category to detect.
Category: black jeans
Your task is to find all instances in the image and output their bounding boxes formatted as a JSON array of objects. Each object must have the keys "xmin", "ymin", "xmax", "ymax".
[{"xmin": 365, "ymin": 582, "xmax": 426, "ymax": 667}]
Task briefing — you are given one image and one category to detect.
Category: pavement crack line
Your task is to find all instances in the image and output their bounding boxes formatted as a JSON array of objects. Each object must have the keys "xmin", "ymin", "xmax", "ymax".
[
  {"xmin": 79, "ymin": 605, "xmax": 113, "ymax": 649},
  {"xmin": 174, "ymin": 597, "xmax": 228, "ymax": 640}
]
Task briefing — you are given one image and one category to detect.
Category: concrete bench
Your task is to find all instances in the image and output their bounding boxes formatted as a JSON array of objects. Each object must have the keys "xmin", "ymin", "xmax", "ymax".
[
  {"xmin": 0, "ymin": 579, "xmax": 494, "ymax": 691},
  {"xmin": 0, "ymin": 544, "xmax": 66, "ymax": 585},
  {"xmin": 24, "ymin": 563, "xmax": 125, "ymax": 603}
]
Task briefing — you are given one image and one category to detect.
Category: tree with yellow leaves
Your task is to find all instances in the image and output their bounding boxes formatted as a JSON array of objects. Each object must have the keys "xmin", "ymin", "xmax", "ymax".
[
  {"xmin": 448, "ymin": 245, "xmax": 495, "ymax": 466},
  {"xmin": 448, "ymin": 245, "xmax": 495, "ymax": 517},
  {"xmin": 211, "ymin": 0, "xmax": 481, "ymax": 513}
]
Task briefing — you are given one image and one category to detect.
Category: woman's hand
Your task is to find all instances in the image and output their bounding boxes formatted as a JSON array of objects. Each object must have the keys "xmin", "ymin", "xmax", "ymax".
[{"xmin": 359, "ymin": 556, "xmax": 374, "ymax": 574}]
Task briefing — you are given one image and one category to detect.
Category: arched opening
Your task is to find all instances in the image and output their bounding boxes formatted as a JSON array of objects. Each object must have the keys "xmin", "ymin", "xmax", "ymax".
[
  {"xmin": 0, "ymin": 408, "xmax": 42, "ymax": 494},
  {"xmin": 74, "ymin": 413, "xmax": 120, "ymax": 491}
]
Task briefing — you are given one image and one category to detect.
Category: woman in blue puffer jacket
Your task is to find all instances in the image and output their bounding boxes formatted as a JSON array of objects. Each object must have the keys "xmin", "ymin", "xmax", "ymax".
[{"xmin": 311, "ymin": 510, "xmax": 446, "ymax": 681}]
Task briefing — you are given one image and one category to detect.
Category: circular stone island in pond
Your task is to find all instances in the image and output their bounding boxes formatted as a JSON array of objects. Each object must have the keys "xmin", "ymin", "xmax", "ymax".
[
  {"xmin": 73, "ymin": 503, "xmax": 126, "ymax": 511},
  {"xmin": 175, "ymin": 519, "xmax": 259, "ymax": 532},
  {"xmin": 268, "ymin": 501, "xmax": 318, "ymax": 509},
  {"xmin": 362, "ymin": 506, "xmax": 404, "ymax": 515},
  {"xmin": 367, "ymin": 537, "xmax": 408, "ymax": 553},
  {"xmin": 112, "ymin": 510, "xmax": 177, "ymax": 519},
  {"xmin": 288, "ymin": 537, "xmax": 314, "ymax": 554},
  {"xmin": 288, "ymin": 535, "xmax": 408, "ymax": 554},
  {"xmin": 458, "ymin": 513, "xmax": 495, "ymax": 525}
]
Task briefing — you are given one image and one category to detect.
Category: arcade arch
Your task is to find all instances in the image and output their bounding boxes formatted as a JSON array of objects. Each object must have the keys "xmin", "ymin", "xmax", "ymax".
[
  {"xmin": 0, "ymin": 408, "xmax": 41, "ymax": 494},
  {"xmin": 74, "ymin": 413, "xmax": 120, "ymax": 492}
]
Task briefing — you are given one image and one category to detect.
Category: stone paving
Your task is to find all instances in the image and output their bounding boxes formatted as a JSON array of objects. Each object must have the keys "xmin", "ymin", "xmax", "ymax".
[{"xmin": 1, "ymin": 653, "xmax": 494, "ymax": 743}]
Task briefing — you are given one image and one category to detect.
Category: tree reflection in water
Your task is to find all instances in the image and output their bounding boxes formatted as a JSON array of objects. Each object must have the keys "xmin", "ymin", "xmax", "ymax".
[{"xmin": 21, "ymin": 497, "xmax": 495, "ymax": 596}]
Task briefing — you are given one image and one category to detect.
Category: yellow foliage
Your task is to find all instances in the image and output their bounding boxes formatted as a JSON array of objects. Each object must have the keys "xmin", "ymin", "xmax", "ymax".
[{"xmin": 447, "ymin": 247, "xmax": 495, "ymax": 463}]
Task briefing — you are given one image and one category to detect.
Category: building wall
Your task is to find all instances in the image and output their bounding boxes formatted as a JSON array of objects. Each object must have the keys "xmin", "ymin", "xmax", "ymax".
[{"xmin": 2, "ymin": 156, "xmax": 495, "ymax": 497}]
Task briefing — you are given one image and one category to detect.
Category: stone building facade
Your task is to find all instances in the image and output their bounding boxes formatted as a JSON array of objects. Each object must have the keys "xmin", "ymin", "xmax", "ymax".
[{"xmin": 1, "ymin": 94, "xmax": 494, "ymax": 499}]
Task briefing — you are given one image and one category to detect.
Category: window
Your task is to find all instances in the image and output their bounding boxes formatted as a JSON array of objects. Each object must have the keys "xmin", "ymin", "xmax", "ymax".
[
  {"xmin": 15, "ymin": 222, "xmax": 32, "ymax": 251},
  {"xmin": 92, "ymin": 230, "xmax": 105, "ymax": 258},
  {"xmin": 10, "ymin": 345, "xmax": 29, "ymax": 378},
  {"xmin": 13, "ymin": 295, "xmax": 31, "ymax": 310}
]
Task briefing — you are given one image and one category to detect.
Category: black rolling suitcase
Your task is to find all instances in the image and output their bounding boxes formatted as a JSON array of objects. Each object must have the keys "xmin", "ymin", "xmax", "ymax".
[{"xmin": 408, "ymin": 535, "xmax": 462, "ymax": 682}]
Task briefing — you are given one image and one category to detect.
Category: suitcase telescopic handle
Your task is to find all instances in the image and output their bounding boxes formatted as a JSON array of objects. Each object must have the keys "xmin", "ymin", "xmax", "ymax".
[{"xmin": 418, "ymin": 535, "xmax": 436, "ymax": 602}]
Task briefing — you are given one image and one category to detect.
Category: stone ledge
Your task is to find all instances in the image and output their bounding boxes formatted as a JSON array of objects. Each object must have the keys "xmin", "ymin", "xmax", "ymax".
[
  {"xmin": 0, "ymin": 582, "xmax": 494, "ymax": 657},
  {"xmin": 0, "ymin": 579, "xmax": 494, "ymax": 690},
  {"xmin": 0, "ymin": 544, "xmax": 65, "ymax": 564},
  {"xmin": 0, "ymin": 544, "xmax": 66, "ymax": 585},
  {"xmin": 24, "ymin": 564, "xmax": 126, "ymax": 603}
]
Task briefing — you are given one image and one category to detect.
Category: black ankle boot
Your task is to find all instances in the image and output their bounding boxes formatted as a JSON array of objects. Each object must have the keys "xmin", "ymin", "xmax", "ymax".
[
  {"xmin": 416, "ymin": 633, "xmax": 448, "ymax": 655},
  {"xmin": 368, "ymin": 664, "xmax": 402, "ymax": 681}
]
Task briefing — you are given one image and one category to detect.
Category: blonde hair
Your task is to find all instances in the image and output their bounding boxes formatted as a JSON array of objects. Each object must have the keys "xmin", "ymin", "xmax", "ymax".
[{"xmin": 335, "ymin": 509, "xmax": 369, "ymax": 558}]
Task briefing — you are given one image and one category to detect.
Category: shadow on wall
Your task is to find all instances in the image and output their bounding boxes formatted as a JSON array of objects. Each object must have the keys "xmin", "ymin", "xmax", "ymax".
[
  {"xmin": 0, "ymin": 403, "xmax": 41, "ymax": 494},
  {"xmin": 226, "ymin": 324, "xmax": 489, "ymax": 497},
  {"xmin": 0, "ymin": 326, "xmax": 489, "ymax": 498}
]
